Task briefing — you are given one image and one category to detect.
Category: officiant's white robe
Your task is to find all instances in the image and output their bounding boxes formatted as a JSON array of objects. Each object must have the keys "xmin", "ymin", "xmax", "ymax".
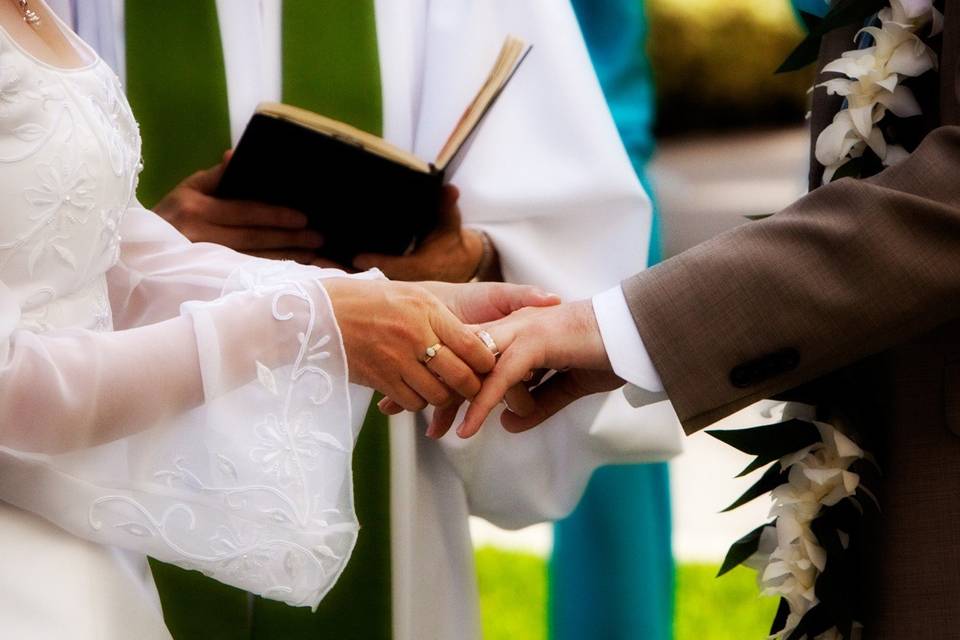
[{"xmin": 48, "ymin": 1, "xmax": 683, "ymax": 638}]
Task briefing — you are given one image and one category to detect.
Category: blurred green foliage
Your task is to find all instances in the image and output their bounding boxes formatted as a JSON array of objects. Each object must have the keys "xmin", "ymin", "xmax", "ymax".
[
  {"xmin": 476, "ymin": 548, "xmax": 778, "ymax": 640},
  {"xmin": 647, "ymin": 0, "xmax": 815, "ymax": 133}
]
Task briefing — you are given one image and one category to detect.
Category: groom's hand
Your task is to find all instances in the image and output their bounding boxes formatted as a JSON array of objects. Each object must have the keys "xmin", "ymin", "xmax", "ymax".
[
  {"xmin": 450, "ymin": 301, "xmax": 624, "ymax": 438},
  {"xmin": 154, "ymin": 152, "xmax": 324, "ymax": 263},
  {"xmin": 323, "ymin": 279, "xmax": 496, "ymax": 411}
]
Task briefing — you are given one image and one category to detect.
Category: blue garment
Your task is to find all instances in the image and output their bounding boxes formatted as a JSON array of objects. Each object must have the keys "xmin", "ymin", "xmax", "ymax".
[
  {"xmin": 550, "ymin": 465, "xmax": 673, "ymax": 640},
  {"xmin": 550, "ymin": 2, "xmax": 673, "ymax": 640},
  {"xmin": 792, "ymin": 0, "xmax": 831, "ymax": 20},
  {"xmin": 569, "ymin": 0, "xmax": 661, "ymax": 263}
]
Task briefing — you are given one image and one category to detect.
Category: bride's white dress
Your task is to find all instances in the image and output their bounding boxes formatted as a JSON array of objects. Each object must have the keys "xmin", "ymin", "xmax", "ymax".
[{"xmin": 0, "ymin": 22, "xmax": 371, "ymax": 639}]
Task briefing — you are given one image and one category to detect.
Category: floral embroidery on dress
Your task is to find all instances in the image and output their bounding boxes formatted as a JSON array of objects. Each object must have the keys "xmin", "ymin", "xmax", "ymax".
[
  {"xmin": 0, "ymin": 64, "xmax": 23, "ymax": 116},
  {"xmin": 0, "ymin": 28, "xmax": 357, "ymax": 608},
  {"xmin": 252, "ymin": 411, "xmax": 348, "ymax": 487},
  {"xmin": 24, "ymin": 157, "xmax": 96, "ymax": 219},
  {"xmin": 86, "ymin": 72, "xmax": 140, "ymax": 179},
  {"xmin": 19, "ymin": 158, "xmax": 97, "ymax": 274},
  {"xmin": 88, "ymin": 265, "xmax": 357, "ymax": 606},
  {"xmin": 0, "ymin": 33, "xmax": 139, "ymax": 304}
]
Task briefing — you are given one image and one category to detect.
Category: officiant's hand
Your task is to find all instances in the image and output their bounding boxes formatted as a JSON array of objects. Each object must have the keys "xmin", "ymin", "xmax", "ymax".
[
  {"xmin": 322, "ymin": 278, "xmax": 497, "ymax": 411},
  {"xmin": 352, "ymin": 186, "xmax": 493, "ymax": 282},
  {"xmin": 154, "ymin": 152, "xmax": 324, "ymax": 263},
  {"xmin": 449, "ymin": 301, "xmax": 625, "ymax": 438}
]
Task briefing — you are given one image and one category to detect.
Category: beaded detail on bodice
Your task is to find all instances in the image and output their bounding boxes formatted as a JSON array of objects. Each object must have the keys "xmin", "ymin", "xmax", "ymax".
[{"xmin": 0, "ymin": 27, "xmax": 141, "ymax": 333}]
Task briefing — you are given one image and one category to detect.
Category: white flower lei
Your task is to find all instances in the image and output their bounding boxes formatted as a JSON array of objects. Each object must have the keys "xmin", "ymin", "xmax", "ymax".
[
  {"xmin": 814, "ymin": 0, "xmax": 942, "ymax": 182},
  {"xmin": 718, "ymin": 3, "xmax": 942, "ymax": 638},
  {"xmin": 713, "ymin": 397, "xmax": 880, "ymax": 640},
  {"xmin": 743, "ymin": 406, "xmax": 870, "ymax": 640}
]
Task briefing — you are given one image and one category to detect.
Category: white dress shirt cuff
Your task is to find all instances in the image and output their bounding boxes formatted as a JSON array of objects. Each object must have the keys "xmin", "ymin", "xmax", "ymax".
[{"xmin": 592, "ymin": 285, "xmax": 664, "ymax": 393}]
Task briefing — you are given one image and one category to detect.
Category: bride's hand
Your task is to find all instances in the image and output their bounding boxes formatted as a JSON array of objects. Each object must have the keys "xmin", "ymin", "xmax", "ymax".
[
  {"xmin": 322, "ymin": 279, "xmax": 497, "ymax": 410},
  {"xmin": 416, "ymin": 281, "xmax": 561, "ymax": 324}
]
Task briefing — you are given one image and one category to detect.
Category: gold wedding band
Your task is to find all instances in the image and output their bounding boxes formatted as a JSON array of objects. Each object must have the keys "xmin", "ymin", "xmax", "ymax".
[
  {"xmin": 423, "ymin": 343, "xmax": 444, "ymax": 364},
  {"xmin": 476, "ymin": 330, "xmax": 500, "ymax": 357}
]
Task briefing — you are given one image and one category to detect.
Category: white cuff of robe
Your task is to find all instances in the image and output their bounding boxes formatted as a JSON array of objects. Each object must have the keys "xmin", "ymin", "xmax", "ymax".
[{"xmin": 592, "ymin": 285, "xmax": 667, "ymax": 407}]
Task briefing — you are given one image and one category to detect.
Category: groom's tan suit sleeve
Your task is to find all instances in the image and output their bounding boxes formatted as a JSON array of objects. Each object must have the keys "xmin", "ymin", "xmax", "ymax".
[
  {"xmin": 622, "ymin": 11, "xmax": 960, "ymax": 435},
  {"xmin": 622, "ymin": 125, "xmax": 960, "ymax": 433}
]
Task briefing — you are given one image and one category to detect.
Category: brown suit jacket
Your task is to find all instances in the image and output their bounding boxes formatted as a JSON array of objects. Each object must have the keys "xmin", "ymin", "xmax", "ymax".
[{"xmin": 623, "ymin": 4, "xmax": 960, "ymax": 637}]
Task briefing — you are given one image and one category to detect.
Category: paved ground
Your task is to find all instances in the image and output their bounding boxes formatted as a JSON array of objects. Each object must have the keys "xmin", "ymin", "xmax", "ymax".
[{"xmin": 471, "ymin": 126, "xmax": 811, "ymax": 561}]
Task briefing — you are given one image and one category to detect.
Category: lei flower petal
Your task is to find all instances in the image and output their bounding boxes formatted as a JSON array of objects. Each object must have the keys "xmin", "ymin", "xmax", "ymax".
[{"xmin": 814, "ymin": 0, "xmax": 938, "ymax": 182}]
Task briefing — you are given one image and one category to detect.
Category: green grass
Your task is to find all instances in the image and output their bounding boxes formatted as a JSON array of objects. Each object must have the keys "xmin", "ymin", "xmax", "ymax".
[
  {"xmin": 476, "ymin": 547, "xmax": 548, "ymax": 640},
  {"xmin": 476, "ymin": 548, "xmax": 778, "ymax": 640},
  {"xmin": 674, "ymin": 564, "xmax": 779, "ymax": 640}
]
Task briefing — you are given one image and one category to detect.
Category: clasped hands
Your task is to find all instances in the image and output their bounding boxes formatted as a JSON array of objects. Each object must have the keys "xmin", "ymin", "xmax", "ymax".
[
  {"xmin": 163, "ymin": 154, "xmax": 622, "ymax": 432},
  {"xmin": 324, "ymin": 278, "xmax": 625, "ymax": 439}
]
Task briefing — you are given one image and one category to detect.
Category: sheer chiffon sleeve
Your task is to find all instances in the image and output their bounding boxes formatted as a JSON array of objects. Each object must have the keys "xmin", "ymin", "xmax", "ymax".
[
  {"xmin": 0, "ymin": 206, "xmax": 375, "ymax": 608},
  {"xmin": 107, "ymin": 205, "xmax": 328, "ymax": 329}
]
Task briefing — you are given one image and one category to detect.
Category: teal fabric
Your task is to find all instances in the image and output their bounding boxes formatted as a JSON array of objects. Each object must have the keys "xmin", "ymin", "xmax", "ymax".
[
  {"xmin": 792, "ymin": 0, "xmax": 831, "ymax": 21},
  {"xmin": 550, "ymin": 465, "xmax": 673, "ymax": 640},
  {"xmin": 550, "ymin": 2, "xmax": 673, "ymax": 640},
  {"xmin": 570, "ymin": 0, "xmax": 661, "ymax": 264}
]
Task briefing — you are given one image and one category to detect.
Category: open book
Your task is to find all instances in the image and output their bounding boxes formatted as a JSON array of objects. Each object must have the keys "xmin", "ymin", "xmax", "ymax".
[{"xmin": 216, "ymin": 36, "xmax": 532, "ymax": 263}]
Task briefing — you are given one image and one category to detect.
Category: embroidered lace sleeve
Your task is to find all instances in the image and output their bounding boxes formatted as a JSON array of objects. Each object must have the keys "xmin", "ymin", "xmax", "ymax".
[
  {"xmin": 107, "ymin": 205, "xmax": 336, "ymax": 329},
  {"xmin": 0, "ymin": 206, "xmax": 370, "ymax": 608}
]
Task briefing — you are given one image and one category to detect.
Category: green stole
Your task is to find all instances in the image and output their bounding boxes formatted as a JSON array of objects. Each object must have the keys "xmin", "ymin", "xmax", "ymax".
[{"xmin": 125, "ymin": 2, "xmax": 392, "ymax": 638}]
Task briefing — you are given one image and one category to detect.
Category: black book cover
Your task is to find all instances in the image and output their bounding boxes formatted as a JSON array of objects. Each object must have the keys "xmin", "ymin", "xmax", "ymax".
[
  {"xmin": 216, "ymin": 37, "xmax": 530, "ymax": 265},
  {"xmin": 216, "ymin": 113, "xmax": 444, "ymax": 265}
]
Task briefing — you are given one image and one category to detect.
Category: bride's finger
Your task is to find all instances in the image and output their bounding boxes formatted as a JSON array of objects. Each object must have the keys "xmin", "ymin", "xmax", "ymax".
[
  {"xmin": 385, "ymin": 379, "xmax": 430, "ymax": 412},
  {"xmin": 377, "ymin": 397, "xmax": 404, "ymax": 415},
  {"xmin": 427, "ymin": 399, "xmax": 465, "ymax": 439},
  {"xmin": 432, "ymin": 308, "xmax": 496, "ymax": 375},
  {"xmin": 426, "ymin": 348, "xmax": 481, "ymax": 399},
  {"xmin": 402, "ymin": 363, "xmax": 454, "ymax": 408}
]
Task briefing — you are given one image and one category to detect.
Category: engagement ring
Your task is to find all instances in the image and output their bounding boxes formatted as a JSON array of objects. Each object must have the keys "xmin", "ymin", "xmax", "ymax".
[{"xmin": 423, "ymin": 343, "xmax": 444, "ymax": 364}]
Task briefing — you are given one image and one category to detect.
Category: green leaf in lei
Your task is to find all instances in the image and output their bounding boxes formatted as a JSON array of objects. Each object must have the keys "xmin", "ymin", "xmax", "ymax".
[
  {"xmin": 770, "ymin": 598, "xmax": 792, "ymax": 636},
  {"xmin": 786, "ymin": 603, "xmax": 835, "ymax": 640},
  {"xmin": 777, "ymin": 0, "xmax": 888, "ymax": 73},
  {"xmin": 811, "ymin": 519, "xmax": 857, "ymax": 637},
  {"xmin": 721, "ymin": 462, "xmax": 789, "ymax": 512},
  {"xmin": 832, "ymin": 156, "xmax": 865, "ymax": 181},
  {"xmin": 707, "ymin": 419, "xmax": 822, "ymax": 477},
  {"xmin": 717, "ymin": 523, "xmax": 773, "ymax": 577}
]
